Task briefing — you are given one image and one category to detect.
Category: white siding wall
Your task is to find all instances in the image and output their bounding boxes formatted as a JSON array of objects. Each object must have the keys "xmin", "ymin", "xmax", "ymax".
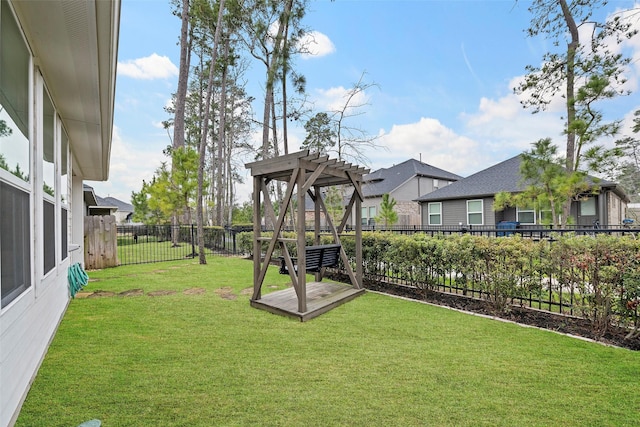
[
  {"xmin": 1, "ymin": 267, "xmax": 69, "ymax": 427},
  {"xmin": 0, "ymin": 4, "xmax": 78, "ymax": 424}
]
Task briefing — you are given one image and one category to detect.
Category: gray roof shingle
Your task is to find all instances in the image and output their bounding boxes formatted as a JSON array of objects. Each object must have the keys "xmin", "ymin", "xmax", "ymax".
[
  {"xmin": 95, "ymin": 195, "xmax": 134, "ymax": 212},
  {"xmin": 416, "ymin": 154, "xmax": 625, "ymax": 202},
  {"xmin": 416, "ymin": 155, "xmax": 523, "ymax": 201},
  {"xmin": 364, "ymin": 158, "xmax": 462, "ymax": 197}
]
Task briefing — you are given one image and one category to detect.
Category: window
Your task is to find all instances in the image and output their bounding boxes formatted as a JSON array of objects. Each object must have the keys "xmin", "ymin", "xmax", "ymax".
[
  {"xmin": 428, "ymin": 202, "xmax": 441, "ymax": 225},
  {"xmin": 61, "ymin": 206, "xmax": 68, "ymax": 257},
  {"xmin": 42, "ymin": 86, "xmax": 55, "ymax": 274},
  {"xmin": 0, "ymin": 0, "xmax": 30, "ymax": 182},
  {"xmin": 467, "ymin": 199, "xmax": 483, "ymax": 225},
  {"xmin": 60, "ymin": 128, "xmax": 68, "ymax": 260},
  {"xmin": 433, "ymin": 179, "xmax": 439, "ymax": 190},
  {"xmin": 580, "ymin": 197, "xmax": 596, "ymax": 216},
  {"xmin": 361, "ymin": 206, "xmax": 377, "ymax": 226},
  {"xmin": 43, "ymin": 199, "xmax": 55, "ymax": 273},
  {"xmin": 1, "ymin": 181, "xmax": 31, "ymax": 308},
  {"xmin": 1, "ymin": 0, "xmax": 32, "ymax": 308},
  {"xmin": 516, "ymin": 205, "xmax": 536, "ymax": 225},
  {"xmin": 43, "ymin": 86, "xmax": 55, "ymax": 197}
]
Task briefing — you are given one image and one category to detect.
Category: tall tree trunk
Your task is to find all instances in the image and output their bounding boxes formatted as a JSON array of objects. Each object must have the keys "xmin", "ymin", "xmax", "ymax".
[
  {"xmin": 216, "ymin": 38, "xmax": 230, "ymax": 226},
  {"xmin": 260, "ymin": 0, "xmax": 294, "ymax": 158},
  {"xmin": 559, "ymin": 0, "xmax": 579, "ymax": 225},
  {"xmin": 171, "ymin": 0, "xmax": 191, "ymax": 245},
  {"xmin": 197, "ymin": 0, "xmax": 225, "ymax": 264},
  {"xmin": 281, "ymin": 19, "xmax": 290, "ymax": 155},
  {"xmin": 270, "ymin": 91, "xmax": 285, "ymax": 225},
  {"xmin": 173, "ymin": 0, "xmax": 190, "ymax": 150}
]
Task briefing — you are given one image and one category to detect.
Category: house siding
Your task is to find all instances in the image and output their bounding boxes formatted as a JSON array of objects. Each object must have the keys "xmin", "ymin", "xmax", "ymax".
[
  {"xmin": 1, "ymin": 270, "xmax": 69, "ymax": 427},
  {"xmin": 422, "ymin": 197, "xmax": 497, "ymax": 226},
  {"xmin": 440, "ymin": 199, "xmax": 466, "ymax": 226},
  {"xmin": 606, "ymin": 191, "xmax": 626, "ymax": 225},
  {"xmin": 0, "ymin": 1, "xmax": 118, "ymax": 425}
]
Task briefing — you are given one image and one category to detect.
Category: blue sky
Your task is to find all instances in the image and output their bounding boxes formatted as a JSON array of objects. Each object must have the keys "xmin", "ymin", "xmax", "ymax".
[{"xmin": 88, "ymin": 0, "xmax": 640, "ymax": 204}]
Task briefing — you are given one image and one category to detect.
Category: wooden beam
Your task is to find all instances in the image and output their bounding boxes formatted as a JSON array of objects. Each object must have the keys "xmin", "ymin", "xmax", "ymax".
[
  {"xmin": 338, "ymin": 190, "xmax": 357, "ymax": 233},
  {"xmin": 302, "ymin": 164, "xmax": 327, "ymax": 194},
  {"xmin": 355, "ymin": 191, "xmax": 363, "ymax": 289},
  {"xmin": 346, "ymin": 170, "xmax": 364, "ymax": 202},
  {"xmin": 252, "ymin": 176, "xmax": 262, "ymax": 300},
  {"xmin": 256, "ymin": 169, "xmax": 299, "ymax": 293},
  {"xmin": 314, "ymin": 189, "xmax": 359, "ymax": 288},
  {"xmin": 279, "ymin": 241, "xmax": 299, "ymax": 295},
  {"xmin": 297, "ymin": 168, "xmax": 307, "ymax": 313},
  {"xmin": 245, "ymin": 150, "xmax": 311, "ymax": 176}
]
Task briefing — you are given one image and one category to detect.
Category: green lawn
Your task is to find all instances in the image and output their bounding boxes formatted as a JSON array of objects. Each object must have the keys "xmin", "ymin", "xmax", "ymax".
[{"xmin": 16, "ymin": 257, "xmax": 640, "ymax": 426}]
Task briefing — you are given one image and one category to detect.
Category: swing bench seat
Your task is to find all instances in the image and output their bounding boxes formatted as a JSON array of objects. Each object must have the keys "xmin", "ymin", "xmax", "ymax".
[{"xmin": 279, "ymin": 244, "xmax": 341, "ymax": 274}]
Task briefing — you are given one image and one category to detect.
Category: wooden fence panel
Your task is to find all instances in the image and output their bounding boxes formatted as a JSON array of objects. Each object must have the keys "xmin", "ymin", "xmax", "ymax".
[{"xmin": 84, "ymin": 215, "xmax": 118, "ymax": 269}]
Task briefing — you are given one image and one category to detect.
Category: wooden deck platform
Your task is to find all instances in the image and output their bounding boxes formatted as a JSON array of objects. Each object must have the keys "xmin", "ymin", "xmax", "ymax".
[{"xmin": 250, "ymin": 281, "xmax": 365, "ymax": 321}]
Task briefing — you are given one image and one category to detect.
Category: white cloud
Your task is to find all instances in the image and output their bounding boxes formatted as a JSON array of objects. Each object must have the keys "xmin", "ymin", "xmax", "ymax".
[
  {"xmin": 88, "ymin": 126, "xmax": 167, "ymax": 202},
  {"xmin": 368, "ymin": 84, "xmax": 569, "ymax": 179},
  {"xmin": 461, "ymin": 89, "xmax": 565, "ymax": 156},
  {"xmin": 315, "ymin": 85, "xmax": 370, "ymax": 112},
  {"xmin": 464, "ymin": 95, "xmax": 520, "ymax": 127},
  {"xmin": 300, "ymin": 31, "xmax": 336, "ymax": 58},
  {"xmin": 372, "ymin": 118, "xmax": 485, "ymax": 176},
  {"xmin": 118, "ymin": 53, "xmax": 178, "ymax": 80}
]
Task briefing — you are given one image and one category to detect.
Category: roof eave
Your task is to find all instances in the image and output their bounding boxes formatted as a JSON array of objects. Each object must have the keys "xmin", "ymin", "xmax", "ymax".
[{"xmin": 12, "ymin": 0, "xmax": 121, "ymax": 181}]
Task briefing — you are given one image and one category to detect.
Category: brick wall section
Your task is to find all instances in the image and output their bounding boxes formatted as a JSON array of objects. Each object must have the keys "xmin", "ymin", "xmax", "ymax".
[{"xmin": 396, "ymin": 201, "xmax": 420, "ymax": 226}]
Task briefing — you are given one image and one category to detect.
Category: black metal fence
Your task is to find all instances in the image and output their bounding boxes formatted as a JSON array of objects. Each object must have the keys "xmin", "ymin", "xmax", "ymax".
[
  {"xmin": 360, "ymin": 223, "xmax": 640, "ymax": 238},
  {"xmin": 116, "ymin": 225, "xmax": 246, "ymax": 266}
]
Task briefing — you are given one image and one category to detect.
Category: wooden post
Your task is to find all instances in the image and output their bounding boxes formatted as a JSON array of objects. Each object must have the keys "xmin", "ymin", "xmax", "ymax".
[
  {"xmin": 297, "ymin": 168, "xmax": 307, "ymax": 312},
  {"xmin": 252, "ymin": 176, "xmax": 262, "ymax": 300},
  {"xmin": 355, "ymin": 192, "xmax": 363, "ymax": 289},
  {"xmin": 313, "ymin": 185, "xmax": 322, "ymax": 281}
]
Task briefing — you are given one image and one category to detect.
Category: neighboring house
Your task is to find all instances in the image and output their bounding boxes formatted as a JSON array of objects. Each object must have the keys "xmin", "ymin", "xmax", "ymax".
[
  {"xmin": 100, "ymin": 196, "xmax": 134, "ymax": 224},
  {"xmin": 416, "ymin": 155, "xmax": 629, "ymax": 228},
  {"xmin": 83, "ymin": 184, "xmax": 134, "ymax": 223},
  {"xmin": 626, "ymin": 203, "xmax": 640, "ymax": 223},
  {"xmin": 359, "ymin": 158, "xmax": 462, "ymax": 226},
  {"xmin": 0, "ymin": 2, "xmax": 120, "ymax": 426}
]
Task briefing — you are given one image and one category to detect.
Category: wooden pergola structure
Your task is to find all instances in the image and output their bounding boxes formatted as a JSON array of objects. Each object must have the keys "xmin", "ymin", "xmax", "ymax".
[{"xmin": 245, "ymin": 150, "xmax": 370, "ymax": 321}]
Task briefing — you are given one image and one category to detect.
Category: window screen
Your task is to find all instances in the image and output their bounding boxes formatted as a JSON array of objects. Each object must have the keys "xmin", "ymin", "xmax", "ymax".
[{"xmin": 1, "ymin": 181, "xmax": 31, "ymax": 308}]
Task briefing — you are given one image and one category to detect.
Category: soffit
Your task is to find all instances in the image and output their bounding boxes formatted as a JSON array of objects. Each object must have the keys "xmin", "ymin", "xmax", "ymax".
[{"xmin": 11, "ymin": 0, "xmax": 120, "ymax": 181}]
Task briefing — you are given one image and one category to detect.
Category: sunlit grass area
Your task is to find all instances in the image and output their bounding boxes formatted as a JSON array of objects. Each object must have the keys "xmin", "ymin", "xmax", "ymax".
[{"xmin": 16, "ymin": 257, "xmax": 640, "ymax": 426}]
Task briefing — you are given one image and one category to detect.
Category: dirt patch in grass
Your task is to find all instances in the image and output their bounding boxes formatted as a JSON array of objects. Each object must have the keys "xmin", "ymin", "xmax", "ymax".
[
  {"xmin": 118, "ymin": 289, "xmax": 144, "ymax": 297},
  {"xmin": 240, "ymin": 288, "xmax": 253, "ymax": 296},
  {"xmin": 74, "ymin": 292, "xmax": 93, "ymax": 299},
  {"xmin": 183, "ymin": 287, "xmax": 206, "ymax": 295},
  {"xmin": 86, "ymin": 291, "xmax": 116, "ymax": 298},
  {"xmin": 215, "ymin": 287, "xmax": 237, "ymax": 300},
  {"xmin": 147, "ymin": 290, "xmax": 177, "ymax": 297}
]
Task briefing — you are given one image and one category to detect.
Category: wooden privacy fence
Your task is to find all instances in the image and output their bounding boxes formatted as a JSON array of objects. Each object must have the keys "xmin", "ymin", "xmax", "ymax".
[{"xmin": 84, "ymin": 215, "xmax": 118, "ymax": 269}]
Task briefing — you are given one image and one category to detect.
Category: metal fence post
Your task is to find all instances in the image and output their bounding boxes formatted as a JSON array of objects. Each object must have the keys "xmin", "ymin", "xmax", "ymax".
[{"xmin": 191, "ymin": 224, "xmax": 196, "ymax": 257}]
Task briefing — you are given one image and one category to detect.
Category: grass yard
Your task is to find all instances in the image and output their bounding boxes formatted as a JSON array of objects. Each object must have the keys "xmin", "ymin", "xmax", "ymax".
[{"xmin": 16, "ymin": 257, "xmax": 640, "ymax": 426}]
